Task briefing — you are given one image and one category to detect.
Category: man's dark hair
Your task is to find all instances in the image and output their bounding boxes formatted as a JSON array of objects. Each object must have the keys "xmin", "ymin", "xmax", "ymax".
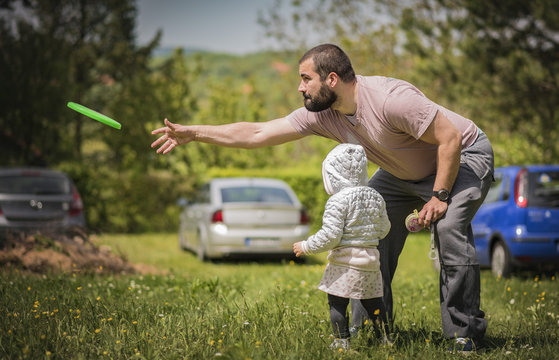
[{"xmin": 299, "ymin": 44, "xmax": 356, "ymax": 83}]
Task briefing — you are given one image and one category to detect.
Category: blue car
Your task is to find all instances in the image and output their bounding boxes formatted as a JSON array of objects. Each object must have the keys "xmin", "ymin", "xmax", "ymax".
[{"xmin": 472, "ymin": 165, "xmax": 559, "ymax": 277}]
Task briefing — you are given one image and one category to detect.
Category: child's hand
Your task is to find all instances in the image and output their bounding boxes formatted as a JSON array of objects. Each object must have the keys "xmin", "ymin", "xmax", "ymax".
[{"xmin": 293, "ymin": 242, "xmax": 305, "ymax": 257}]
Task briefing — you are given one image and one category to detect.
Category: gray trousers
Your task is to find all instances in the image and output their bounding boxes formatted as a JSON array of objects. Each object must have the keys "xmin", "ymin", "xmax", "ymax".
[{"xmin": 369, "ymin": 132, "xmax": 494, "ymax": 340}]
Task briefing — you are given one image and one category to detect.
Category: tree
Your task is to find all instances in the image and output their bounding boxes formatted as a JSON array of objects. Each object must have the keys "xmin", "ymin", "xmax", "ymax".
[
  {"xmin": 393, "ymin": 0, "xmax": 559, "ymax": 163},
  {"xmin": 0, "ymin": 0, "xmax": 159, "ymax": 165}
]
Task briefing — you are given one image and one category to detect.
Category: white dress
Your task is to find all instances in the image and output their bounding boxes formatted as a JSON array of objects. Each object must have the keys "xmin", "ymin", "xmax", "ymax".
[{"xmin": 318, "ymin": 247, "xmax": 383, "ymax": 299}]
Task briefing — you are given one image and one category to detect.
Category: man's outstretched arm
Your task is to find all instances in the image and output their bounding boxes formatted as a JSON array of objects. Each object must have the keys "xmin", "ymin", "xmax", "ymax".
[{"xmin": 151, "ymin": 117, "xmax": 305, "ymax": 154}]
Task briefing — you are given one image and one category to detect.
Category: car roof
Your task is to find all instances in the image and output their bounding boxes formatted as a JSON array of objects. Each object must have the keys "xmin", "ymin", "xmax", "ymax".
[
  {"xmin": 496, "ymin": 165, "xmax": 559, "ymax": 173},
  {"xmin": 0, "ymin": 167, "xmax": 69, "ymax": 178},
  {"xmin": 209, "ymin": 177, "xmax": 290, "ymax": 188}
]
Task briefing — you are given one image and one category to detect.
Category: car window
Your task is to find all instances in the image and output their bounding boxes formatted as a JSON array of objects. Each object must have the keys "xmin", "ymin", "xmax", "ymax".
[
  {"xmin": 0, "ymin": 175, "xmax": 71, "ymax": 195},
  {"xmin": 195, "ymin": 183, "xmax": 211, "ymax": 203},
  {"xmin": 221, "ymin": 186, "xmax": 293, "ymax": 204},
  {"xmin": 530, "ymin": 170, "xmax": 559, "ymax": 207},
  {"xmin": 484, "ymin": 173, "xmax": 503, "ymax": 203}
]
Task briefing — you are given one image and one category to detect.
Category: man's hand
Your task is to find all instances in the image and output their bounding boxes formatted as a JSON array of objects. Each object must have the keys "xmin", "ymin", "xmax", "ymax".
[
  {"xmin": 151, "ymin": 118, "xmax": 195, "ymax": 154},
  {"xmin": 293, "ymin": 242, "xmax": 305, "ymax": 257},
  {"xmin": 418, "ymin": 197, "xmax": 448, "ymax": 228}
]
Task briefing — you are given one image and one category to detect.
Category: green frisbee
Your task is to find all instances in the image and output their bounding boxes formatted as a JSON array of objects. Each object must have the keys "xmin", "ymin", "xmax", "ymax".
[{"xmin": 67, "ymin": 102, "xmax": 121, "ymax": 130}]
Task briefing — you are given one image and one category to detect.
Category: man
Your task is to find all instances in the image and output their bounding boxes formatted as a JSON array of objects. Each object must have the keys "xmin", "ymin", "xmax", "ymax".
[{"xmin": 151, "ymin": 44, "xmax": 494, "ymax": 352}]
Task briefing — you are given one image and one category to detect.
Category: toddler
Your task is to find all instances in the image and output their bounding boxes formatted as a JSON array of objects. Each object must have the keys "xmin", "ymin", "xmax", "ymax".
[{"xmin": 293, "ymin": 143, "xmax": 391, "ymax": 350}]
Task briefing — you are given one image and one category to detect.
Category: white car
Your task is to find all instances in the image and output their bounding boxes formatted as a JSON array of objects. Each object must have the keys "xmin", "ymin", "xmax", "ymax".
[{"xmin": 178, "ymin": 177, "xmax": 311, "ymax": 261}]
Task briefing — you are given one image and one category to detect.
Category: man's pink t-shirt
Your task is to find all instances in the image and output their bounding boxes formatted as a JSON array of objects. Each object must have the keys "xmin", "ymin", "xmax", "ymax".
[{"xmin": 287, "ymin": 75, "xmax": 479, "ymax": 180}]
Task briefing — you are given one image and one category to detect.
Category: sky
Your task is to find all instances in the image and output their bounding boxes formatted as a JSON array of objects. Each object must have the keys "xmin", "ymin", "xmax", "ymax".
[{"xmin": 135, "ymin": 0, "xmax": 280, "ymax": 55}]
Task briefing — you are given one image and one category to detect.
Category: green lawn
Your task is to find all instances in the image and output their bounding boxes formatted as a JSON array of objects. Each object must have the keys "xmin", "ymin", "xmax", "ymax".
[{"xmin": 1, "ymin": 232, "xmax": 557, "ymax": 359}]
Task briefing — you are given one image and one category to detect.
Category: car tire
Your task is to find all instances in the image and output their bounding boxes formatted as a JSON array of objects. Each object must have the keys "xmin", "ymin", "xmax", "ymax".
[{"xmin": 491, "ymin": 241, "xmax": 512, "ymax": 278}]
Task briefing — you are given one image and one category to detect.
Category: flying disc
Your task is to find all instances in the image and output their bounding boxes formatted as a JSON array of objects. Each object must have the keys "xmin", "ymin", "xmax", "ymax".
[{"xmin": 67, "ymin": 102, "xmax": 121, "ymax": 130}]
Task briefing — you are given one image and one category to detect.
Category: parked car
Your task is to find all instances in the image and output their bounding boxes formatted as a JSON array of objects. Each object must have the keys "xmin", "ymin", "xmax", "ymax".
[
  {"xmin": 472, "ymin": 165, "xmax": 559, "ymax": 277},
  {"xmin": 0, "ymin": 168, "xmax": 86, "ymax": 235},
  {"xmin": 178, "ymin": 177, "xmax": 311, "ymax": 261}
]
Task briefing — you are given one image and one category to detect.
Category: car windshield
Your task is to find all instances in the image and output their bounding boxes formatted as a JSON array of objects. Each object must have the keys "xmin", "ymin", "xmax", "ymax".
[
  {"xmin": 0, "ymin": 175, "xmax": 71, "ymax": 195},
  {"xmin": 531, "ymin": 170, "xmax": 559, "ymax": 207},
  {"xmin": 221, "ymin": 186, "xmax": 293, "ymax": 204}
]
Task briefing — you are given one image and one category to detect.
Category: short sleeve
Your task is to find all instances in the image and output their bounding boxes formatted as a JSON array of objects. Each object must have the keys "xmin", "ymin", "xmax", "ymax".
[
  {"xmin": 383, "ymin": 84, "xmax": 439, "ymax": 139},
  {"xmin": 286, "ymin": 107, "xmax": 316, "ymax": 136}
]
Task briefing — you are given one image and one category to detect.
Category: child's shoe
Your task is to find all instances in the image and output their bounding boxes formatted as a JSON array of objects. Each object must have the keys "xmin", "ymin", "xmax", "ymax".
[{"xmin": 330, "ymin": 338, "xmax": 350, "ymax": 351}]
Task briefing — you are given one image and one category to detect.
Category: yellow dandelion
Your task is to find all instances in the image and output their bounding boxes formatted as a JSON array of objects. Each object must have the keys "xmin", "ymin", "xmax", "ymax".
[
  {"xmin": 27, "ymin": 286, "xmax": 31, "ymax": 291},
  {"xmin": 255, "ymin": 341, "xmax": 262, "ymax": 347},
  {"xmin": 132, "ymin": 321, "xmax": 137, "ymax": 325},
  {"xmin": 103, "ymin": 351, "xmax": 108, "ymax": 355},
  {"xmin": 46, "ymin": 351, "xmax": 52, "ymax": 356},
  {"xmin": 374, "ymin": 309, "xmax": 380, "ymax": 315},
  {"xmin": 40, "ymin": 334, "xmax": 46, "ymax": 339},
  {"xmin": 210, "ymin": 340, "xmax": 215, "ymax": 346},
  {"xmin": 62, "ymin": 332, "xmax": 67, "ymax": 336},
  {"xmin": 425, "ymin": 339, "xmax": 431, "ymax": 343},
  {"xmin": 107, "ymin": 317, "xmax": 113, "ymax": 321},
  {"xmin": 77, "ymin": 286, "xmax": 82, "ymax": 291},
  {"xmin": 122, "ymin": 329, "xmax": 127, "ymax": 334},
  {"xmin": 116, "ymin": 340, "xmax": 121, "ymax": 344},
  {"xmin": 96, "ymin": 296, "xmax": 101, "ymax": 301},
  {"xmin": 99, "ymin": 265, "xmax": 103, "ymax": 270},
  {"xmin": 35, "ymin": 315, "xmax": 40, "ymax": 319},
  {"xmin": 95, "ymin": 329, "xmax": 101, "ymax": 334},
  {"xmin": 218, "ymin": 339, "xmax": 223, "ymax": 344},
  {"xmin": 338, "ymin": 348, "xmax": 343, "ymax": 353},
  {"xmin": 507, "ymin": 287, "xmax": 511, "ymax": 292}
]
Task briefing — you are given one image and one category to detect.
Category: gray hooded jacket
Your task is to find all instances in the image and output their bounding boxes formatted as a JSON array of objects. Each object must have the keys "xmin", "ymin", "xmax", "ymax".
[{"xmin": 301, "ymin": 144, "xmax": 391, "ymax": 255}]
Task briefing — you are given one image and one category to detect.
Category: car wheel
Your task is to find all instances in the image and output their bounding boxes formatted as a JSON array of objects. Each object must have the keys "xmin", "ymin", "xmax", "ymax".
[{"xmin": 491, "ymin": 241, "xmax": 512, "ymax": 278}]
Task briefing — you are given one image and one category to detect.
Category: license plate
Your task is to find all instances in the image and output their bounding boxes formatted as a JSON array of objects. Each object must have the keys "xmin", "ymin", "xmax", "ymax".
[{"xmin": 245, "ymin": 237, "xmax": 279, "ymax": 247}]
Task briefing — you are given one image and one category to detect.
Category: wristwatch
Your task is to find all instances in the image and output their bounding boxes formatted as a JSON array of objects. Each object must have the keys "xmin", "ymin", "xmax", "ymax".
[{"xmin": 433, "ymin": 189, "xmax": 450, "ymax": 202}]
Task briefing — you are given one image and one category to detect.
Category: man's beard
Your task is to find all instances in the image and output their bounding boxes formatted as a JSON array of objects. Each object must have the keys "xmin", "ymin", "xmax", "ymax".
[{"xmin": 303, "ymin": 83, "xmax": 337, "ymax": 112}]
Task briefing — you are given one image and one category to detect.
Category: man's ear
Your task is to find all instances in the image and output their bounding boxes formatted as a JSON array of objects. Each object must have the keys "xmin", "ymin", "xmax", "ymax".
[{"xmin": 327, "ymin": 72, "xmax": 338, "ymax": 88}]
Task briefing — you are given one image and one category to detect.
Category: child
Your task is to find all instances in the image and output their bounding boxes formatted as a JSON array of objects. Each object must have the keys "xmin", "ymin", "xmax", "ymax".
[{"xmin": 293, "ymin": 143, "xmax": 391, "ymax": 350}]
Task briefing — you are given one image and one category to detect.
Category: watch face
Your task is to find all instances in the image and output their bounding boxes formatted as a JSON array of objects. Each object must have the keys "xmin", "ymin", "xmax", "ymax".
[{"xmin": 437, "ymin": 190, "xmax": 449, "ymax": 201}]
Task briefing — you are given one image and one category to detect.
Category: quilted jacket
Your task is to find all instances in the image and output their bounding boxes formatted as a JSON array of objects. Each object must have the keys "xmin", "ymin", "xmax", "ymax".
[{"xmin": 301, "ymin": 144, "xmax": 391, "ymax": 255}]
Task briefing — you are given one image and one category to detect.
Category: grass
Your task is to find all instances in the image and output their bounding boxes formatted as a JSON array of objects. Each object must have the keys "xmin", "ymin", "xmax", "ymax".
[{"xmin": 1, "ymin": 232, "xmax": 558, "ymax": 359}]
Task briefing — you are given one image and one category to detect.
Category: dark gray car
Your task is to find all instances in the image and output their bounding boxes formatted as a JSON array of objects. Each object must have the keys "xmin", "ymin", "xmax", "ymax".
[{"xmin": 0, "ymin": 168, "xmax": 86, "ymax": 235}]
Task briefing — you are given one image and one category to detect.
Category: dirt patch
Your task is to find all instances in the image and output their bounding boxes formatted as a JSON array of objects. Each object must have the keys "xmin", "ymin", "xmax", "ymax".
[{"xmin": 0, "ymin": 229, "xmax": 160, "ymax": 275}]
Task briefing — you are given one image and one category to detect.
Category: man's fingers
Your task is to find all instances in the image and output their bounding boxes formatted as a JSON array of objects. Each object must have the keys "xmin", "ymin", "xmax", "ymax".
[
  {"xmin": 151, "ymin": 135, "xmax": 168, "ymax": 148},
  {"xmin": 164, "ymin": 118, "xmax": 176, "ymax": 130},
  {"xmin": 163, "ymin": 142, "xmax": 176, "ymax": 154},
  {"xmin": 151, "ymin": 127, "xmax": 167, "ymax": 135}
]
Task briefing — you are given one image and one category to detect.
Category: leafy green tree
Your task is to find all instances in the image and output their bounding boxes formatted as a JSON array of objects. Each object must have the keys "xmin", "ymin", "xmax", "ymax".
[
  {"xmin": 0, "ymin": 0, "xmax": 159, "ymax": 166},
  {"xmin": 390, "ymin": 0, "xmax": 559, "ymax": 164}
]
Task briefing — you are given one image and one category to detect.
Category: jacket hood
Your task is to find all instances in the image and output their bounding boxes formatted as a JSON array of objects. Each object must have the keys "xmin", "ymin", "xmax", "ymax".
[{"xmin": 322, "ymin": 144, "xmax": 369, "ymax": 195}]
